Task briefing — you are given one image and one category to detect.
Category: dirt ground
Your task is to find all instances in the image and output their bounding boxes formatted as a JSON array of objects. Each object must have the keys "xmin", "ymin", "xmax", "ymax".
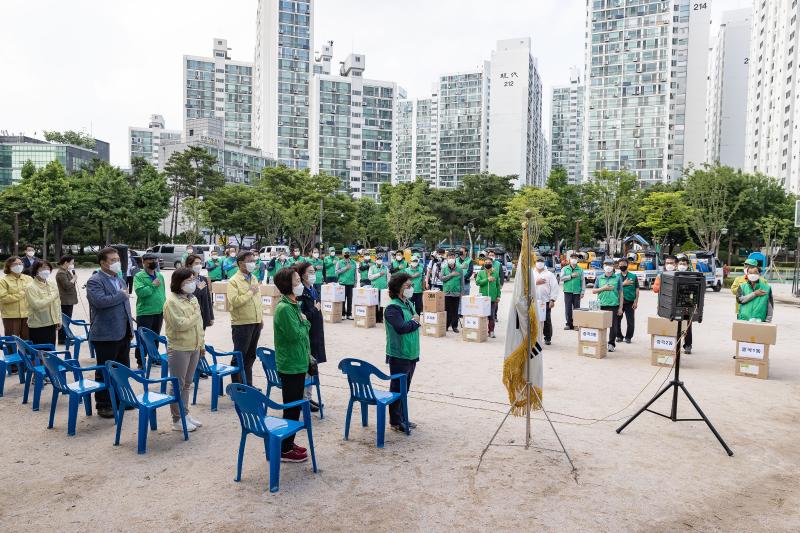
[{"xmin": 1, "ymin": 269, "xmax": 799, "ymax": 532}]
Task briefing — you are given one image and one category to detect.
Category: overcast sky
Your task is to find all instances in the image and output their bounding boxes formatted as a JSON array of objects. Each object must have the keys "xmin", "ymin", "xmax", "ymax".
[{"xmin": 2, "ymin": 0, "xmax": 752, "ymax": 168}]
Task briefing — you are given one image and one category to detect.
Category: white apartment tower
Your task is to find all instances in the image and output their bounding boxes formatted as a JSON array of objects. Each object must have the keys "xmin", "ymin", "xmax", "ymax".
[
  {"xmin": 583, "ymin": 1, "xmax": 711, "ymax": 184},
  {"xmin": 183, "ymin": 38, "xmax": 254, "ymax": 146},
  {"xmin": 128, "ymin": 114, "xmax": 181, "ymax": 167},
  {"xmin": 254, "ymin": 0, "xmax": 314, "ymax": 169},
  {"xmin": 744, "ymin": 0, "xmax": 800, "ymax": 193},
  {"xmin": 551, "ymin": 67, "xmax": 585, "ymax": 184},
  {"xmin": 394, "ymin": 94, "xmax": 440, "ymax": 185},
  {"xmin": 705, "ymin": 8, "xmax": 751, "ymax": 168},
  {"xmin": 487, "ymin": 38, "xmax": 544, "ymax": 188}
]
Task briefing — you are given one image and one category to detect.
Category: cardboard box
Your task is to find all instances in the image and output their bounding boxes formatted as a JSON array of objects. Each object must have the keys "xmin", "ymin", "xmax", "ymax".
[
  {"xmin": 211, "ymin": 281, "xmax": 228, "ymax": 294},
  {"xmin": 463, "ymin": 315, "xmax": 489, "ymax": 332},
  {"xmin": 353, "ymin": 287, "xmax": 379, "ymax": 306},
  {"xmin": 577, "ymin": 328, "xmax": 608, "ymax": 359},
  {"xmin": 322, "ymin": 301, "xmax": 343, "ymax": 323},
  {"xmin": 735, "ymin": 341, "xmax": 769, "ymax": 361},
  {"xmin": 213, "ymin": 292, "xmax": 228, "ymax": 312},
  {"xmin": 260, "ymin": 284, "xmax": 280, "ymax": 297},
  {"xmin": 422, "ymin": 311, "xmax": 446, "ymax": 337},
  {"xmin": 647, "ymin": 316, "xmax": 680, "ymax": 336},
  {"xmin": 423, "ymin": 290, "xmax": 445, "ymax": 313},
  {"xmin": 573, "ymin": 310, "xmax": 613, "ymax": 329},
  {"xmin": 731, "ymin": 320, "xmax": 777, "ymax": 345},
  {"xmin": 354, "ymin": 305, "xmax": 377, "ymax": 328},
  {"xmin": 380, "ymin": 289, "xmax": 391, "ymax": 308},
  {"xmin": 461, "ymin": 295, "xmax": 491, "ymax": 317},
  {"xmin": 651, "ymin": 350, "xmax": 676, "ymax": 368},
  {"xmin": 462, "ymin": 325, "xmax": 488, "ymax": 343},
  {"xmin": 321, "ymin": 283, "xmax": 346, "ymax": 303},
  {"xmin": 259, "ymin": 284, "xmax": 280, "ymax": 316},
  {"xmin": 735, "ymin": 359, "xmax": 769, "ymax": 379},
  {"xmin": 650, "ymin": 334, "xmax": 677, "ymax": 353}
]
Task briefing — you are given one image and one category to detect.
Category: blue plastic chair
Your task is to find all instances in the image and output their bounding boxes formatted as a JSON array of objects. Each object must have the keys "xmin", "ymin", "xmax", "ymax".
[
  {"xmin": 41, "ymin": 352, "xmax": 107, "ymax": 435},
  {"xmin": 138, "ymin": 327, "xmax": 170, "ymax": 393},
  {"xmin": 13, "ymin": 337, "xmax": 71, "ymax": 411},
  {"xmin": 105, "ymin": 360, "xmax": 188, "ymax": 454},
  {"xmin": 192, "ymin": 344, "xmax": 246, "ymax": 411},
  {"xmin": 226, "ymin": 383, "xmax": 318, "ymax": 493},
  {"xmin": 338, "ymin": 358, "xmax": 409, "ymax": 448},
  {"xmin": 256, "ymin": 347, "xmax": 324, "ymax": 419},
  {"xmin": 0, "ymin": 336, "xmax": 26, "ymax": 397},
  {"xmin": 61, "ymin": 314, "xmax": 95, "ymax": 359}
]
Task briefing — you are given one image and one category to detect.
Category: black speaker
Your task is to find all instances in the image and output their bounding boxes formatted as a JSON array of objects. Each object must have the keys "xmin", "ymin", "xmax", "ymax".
[
  {"xmin": 111, "ymin": 244, "xmax": 129, "ymax": 275},
  {"xmin": 657, "ymin": 271, "xmax": 705, "ymax": 322}
]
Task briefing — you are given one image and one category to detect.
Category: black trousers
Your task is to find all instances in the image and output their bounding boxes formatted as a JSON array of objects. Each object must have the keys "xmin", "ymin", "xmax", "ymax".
[
  {"xmin": 387, "ymin": 356, "xmax": 416, "ymax": 426},
  {"xmin": 619, "ymin": 301, "xmax": 635, "ymax": 341},
  {"xmin": 278, "ymin": 372, "xmax": 306, "ymax": 452},
  {"xmin": 231, "ymin": 323, "xmax": 262, "ymax": 386},
  {"xmin": 601, "ymin": 305, "xmax": 621, "ymax": 347},
  {"xmin": 58, "ymin": 304, "xmax": 74, "ymax": 344},
  {"xmin": 543, "ymin": 305, "xmax": 552, "ymax": 342},
  {"xmin": 29, "ymin": 325, "xmax": 57, "ymax": 347},
  {"xmin": 126, "ymin": 276, "xmax": 134, "ymax": 294},
  {"xmin": 135, "ymin": 313, "xmax": 163, "ymax": 368},
  {"xmin": 563, "ymin": 292, "xmax": 581, "ymax": 329},
  {"xmin": 444, "ymin": 295, "xmax": 460, "ymax": 330},
  {"xmin": 343, "ymin": 284, "xmax": 354, "ymax": 317},
  {"xmin": 684, "ymin": 323, "xmax": 693, "ymax": 348},
  {"xmin": 325, "ymin": 276, "xmax": 337, "ymax": 283},
  {"xmin": 93, "ymin": 332, "xmax": 132, "ymax": 409},
  {"xmin": 411, "ymin": 293, "xmax": 423, "ymax": 315}
]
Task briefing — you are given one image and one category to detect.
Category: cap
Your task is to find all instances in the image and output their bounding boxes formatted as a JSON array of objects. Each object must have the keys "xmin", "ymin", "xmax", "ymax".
[
  {"xmin": 328, "ymin": 246, "xmax": 336, "ymax": 252},
  {"xmin": 142, "ymin": 253, "xmax": 158, "ymax": 261},
  {"xmin": 743, "ymin": 258, "xmax": 758, "ymax": 267},
  {"xmin": 341, "ymin": 247, "xmax": 349, "ymax": 253},
  {"xmin": 603, "ymin": 258, "xmax": 615, "ymax": 265}
]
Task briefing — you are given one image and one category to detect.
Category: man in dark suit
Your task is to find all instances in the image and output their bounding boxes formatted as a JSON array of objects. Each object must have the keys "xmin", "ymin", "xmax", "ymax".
[
  {"xmin": 22, "ymin": 244, "xmax": 38, "ymax": 276},
  {"xmin": 86, "ymin": 247, "xmax": 135, "ymax": 418}
]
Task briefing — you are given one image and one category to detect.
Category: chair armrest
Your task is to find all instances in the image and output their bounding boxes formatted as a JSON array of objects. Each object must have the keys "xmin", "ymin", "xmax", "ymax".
[
  {"xmin": 156, "ymin": 335, "xmax": 168, "ymax": 345},
  {"xmin": 387, "ymin": 373, "xmax": 407, "ymax": 381},
  {"xmin": 277, "ymin": 399, "xmax": 309, "ymax": 410},
  {"xmin": 46, "ymin": 350, "xmax": 73, "ymax": 358},
  {"xmin": 30, "ymin": 343, "xmax": 56, "ymax": 351},
  {"xmin": 65, "ymin": 362, "xmax": 105, "ymax": 373},
  {"xmin": 71, "ymin": 319, "xmax": 90, "ymax": 326}
]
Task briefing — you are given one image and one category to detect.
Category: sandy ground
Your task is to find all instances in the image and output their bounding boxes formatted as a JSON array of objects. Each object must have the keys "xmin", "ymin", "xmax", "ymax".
[{"xmin": 1, "ymin": 269, "xmax": 799, "ymax": 532}]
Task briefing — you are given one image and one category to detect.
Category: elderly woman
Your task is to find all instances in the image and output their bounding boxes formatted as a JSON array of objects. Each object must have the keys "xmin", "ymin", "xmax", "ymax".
[
  {"xmin": 293, "ymin": 261, "xmax": 325, "ymax": 413},
  {"xmin": 0, "ymin": 256, "xmax": 33, "ymax": 340},
  {"xmin": 26, "ymin": 261, "xmax": 61, "ymax": 347}
]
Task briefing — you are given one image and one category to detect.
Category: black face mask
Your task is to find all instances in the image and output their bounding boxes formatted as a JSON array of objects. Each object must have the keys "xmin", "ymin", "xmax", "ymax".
[
  {"xmin": 619, "ymin": 265, "xmax": 628, "ymax": 271},
  {"xmin": 344, "ymin": 254, "xmax": 350, "ymax": 258},
  {"xmin": 147, "ymin": 262, "xmax": 158, "ymax": 270},
  {"xmin": 484, "ymin": 265, "xmax": 492, "ymax": 271}
]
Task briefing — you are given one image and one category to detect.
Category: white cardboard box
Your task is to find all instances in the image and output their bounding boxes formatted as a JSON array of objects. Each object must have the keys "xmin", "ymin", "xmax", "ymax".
[
  {"xmin": 321, "ymin": 283, "xmax": 346, "ymax": 302},
  {"xmin": 353, "ymin": 287, "xmax": 379, "ymax": 306},
  {"xmin": 380, "ymin": 289, "xmax": 391, "ymax": 308},
  {"xmin": 461, "ymin": 295, "xmax": 491, "ymax": 317}
]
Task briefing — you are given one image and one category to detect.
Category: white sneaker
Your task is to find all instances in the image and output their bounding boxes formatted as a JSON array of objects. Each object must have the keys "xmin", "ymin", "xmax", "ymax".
[
  {"xmin": 188, "ymin": 415, "xmax": 203, "ymax": 428},
  {"xmin": 173, "ymin": 420, "xmax": 197, "ymax": 432},
  {"xmin": 607, "ymin": 344, "xmax": 615, "ymax": 353}
]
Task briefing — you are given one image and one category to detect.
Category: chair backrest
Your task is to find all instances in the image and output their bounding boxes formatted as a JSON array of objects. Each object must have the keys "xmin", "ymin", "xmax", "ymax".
[
  {"xmin": 105, "ymin": 361, "xmax": 143, "ymax": 407},
  {"xmin": 256, "ymin": 347, "xmax": 281, "ymax": 386},
  {"xmin": 138, "ymin": 327, "xmax": 165, "ymax": 364},
  {"xmin": 12, "ymin": 337, "xmax": 39, "ymax": 372},
  {"xmin": 226, "ymin": 383, "xmax": 270, "ymax": 436},
  {"xmin": 61, "ymin": 314, "xmax": 77, "ymax": 341},
  {"xmin": 204, "ymin": 344, "xmax": 240, "ymax": 369},
  {"xmin": 40, "ymin": 352, "xmax": 72, "ymax": 393},
  {"xmin": 338, "ymin": 358, "xmax": 380, "ymax": 403},
  {"xmin": 0, "ymin": 335, "xmax": 19, "ymax": 361}
]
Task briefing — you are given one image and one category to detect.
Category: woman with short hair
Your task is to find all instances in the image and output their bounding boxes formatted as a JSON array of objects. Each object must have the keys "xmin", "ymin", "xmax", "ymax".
[
  {"xmin": 0, "ymin": 256, "xmax": 32, "ymax": 340},
  {"xmin": 26, "ymin": 261, "xmax": 61, "ymax": 347},
  {"xmin": 55, "ymin": 255, "xmax": 78, "ymax": 345},
  {"xmin": 293, "ymin": 261, "xmax": 325, "ymax": 412}
]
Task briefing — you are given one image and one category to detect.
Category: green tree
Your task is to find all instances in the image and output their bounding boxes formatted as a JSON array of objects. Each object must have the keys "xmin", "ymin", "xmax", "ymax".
[
  {"xmin": 381, "ymin": 179, "xmax": 437, "ymax": 249},
  {"xmin": 163, "ymin": 147, "xmax": 225, "ymax": 239},
  {"xmin": 682, "ymin": 164, "xmax": 742, "ymax": 256},
  {"xmin": 353, "ymin": 196, "xmax": 390, "ymax": 247},
  {"xmin": 455, "ymin": 173, "xmax": 515, "ymax": 244},
  {"xmin": 75, "ymin": 163, "xmax": 134, "ymax": 246},
  {"xmin": 202, "ymin": 184, "xmax": 261, "ymax": 247},
  {"xmin": 496, "ymin": 186, "xmax": 564, "ymax": 246},
  {"xmin": 585, "ymin": 169, "xmax": 638, "ymax": 254},
  {"xmin": 636, "ymin": 190, "xmax": 689, "ymax": 254},
  {"xmin": 42, "ymin": 130, "xmax": 96, "ymax": 150},
  {"xmin": 21, "ymin": 161, "xmax": 72, "ymax": 261},
  {"xmin": 127, "ymin": 158, "xmax": 171, "ymax": 247}
]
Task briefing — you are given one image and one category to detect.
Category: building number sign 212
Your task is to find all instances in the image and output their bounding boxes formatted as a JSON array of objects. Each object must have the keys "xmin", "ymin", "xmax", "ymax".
[{"xmin": 500, "ymin": 72, "xmax": 518, "ymax": 87}]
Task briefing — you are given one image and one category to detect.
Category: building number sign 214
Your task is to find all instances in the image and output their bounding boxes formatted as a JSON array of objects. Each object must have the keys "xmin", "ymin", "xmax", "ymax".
[
  {"xmin": 500, "ymin": 72, "xmax": 518, "ymax": 87},
  {"xmin": 693, "ymin": 2, "xmax": 707, "ymax": 9}
]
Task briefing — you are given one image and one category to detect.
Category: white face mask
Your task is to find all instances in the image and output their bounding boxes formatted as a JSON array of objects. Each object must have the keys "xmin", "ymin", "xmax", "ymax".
[
  {"xmin": 411, "ymin": 261, "xmax": 418, "ymax": 268},
  {"xmin": 191, "ymin": 264, "xmax": 202, "ymax": 274},
  {"xmin": 109, "ymin": 261, "xmax": 122, "ymax": 274},
  {"xmin": 312, "ymin": 252, "xmax": 319, "ymax": 258},
  {"xmin": 245, "ymin": 262, "xmax": 256, "ymax": 272},
  {"xmin": 229, "ymin": 253, "xmax": 236, "ymax": 258},
  {"xmin": 403, "ymin": 287, "xmax": 414, "ymax": 299},
  {"xmin": 448, "ymin": 259, "xmax": 455, "ymax": 266},
  {"xmin": 376, "ymin": 260, "xmax": 383, "ymax": 266},
  {"xmin": 535, "ymin": 261, "xmax": 545, "ymax": 270},
  {"xmin": 330, "ymin": 251, "xmax": 336, "ymax": 256},
  {"xmin": 665, "ymin": 264, "xmax": 675, "ymax": 271},
  {"xmin": 11, "ymin": 264, "xmax": 23, "ymax": 274},
  {"xmin": 67, "ymin": 263, "xmax": 75, "ymax": 270},
  {"xmin": 292, "ymin": 283, "xmax": 305, "ymax": 296},
  {"xmin": 25, "ymin": 251, "xmax": 34, "ymax": 258},
  {"xmin": 294, "ymin": 252, "xmax": 300, "ymax": 257},
  {"xmin": 747, "ymin": 273, "xmax": 760, "ymax": 282},
  {"xmin": 182, "ymin": 281, "xmax": 197, "ymax": 294},
  {"xmin": 37, "ymin": 270, "xmax": 51, "ymax": 280},
  {"xmin": 306, "ymin": 273, "xmax": 315, "ymax": 284},
  {"xmin": 570, "ymin": 259, "xmax": 578, "ymax": 266},
  {"xmin": 279, "ymin": 255, "xmax": 286, "ymax": 261},
  {"xmin": 396, "ymin": 255, "xmax": 403, "ymax": 261},
  {"xmin": 211, "ymin": 255, "xmax": 218, "ymax": 260},
  {"xmin": 187, "ymin": 250, "xmax": 194, "ymax": 255},
  {"xmin": 603, "ymin": 266, "xmax": 613, "ymax": 274},
  {"xmin": 677, "ymin": 264, "xmax": 688, "ymax": 272}
]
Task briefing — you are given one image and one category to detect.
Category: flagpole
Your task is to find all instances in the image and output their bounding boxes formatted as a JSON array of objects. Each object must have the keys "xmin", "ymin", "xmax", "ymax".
[{"xmin": 524, "ymin": 210, "xmax": 533, "ymax": 449}]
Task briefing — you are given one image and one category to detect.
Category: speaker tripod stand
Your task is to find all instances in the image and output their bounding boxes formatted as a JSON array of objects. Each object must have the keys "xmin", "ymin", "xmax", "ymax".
[{"xmin": 616, "ymin": 317, "xmax": 733, "ymax": 456}]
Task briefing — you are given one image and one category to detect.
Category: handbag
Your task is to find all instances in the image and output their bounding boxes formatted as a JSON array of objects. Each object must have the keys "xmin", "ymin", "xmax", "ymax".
[{"xmin": 308, "ymin": 355, "xmax": 319, "ymax": 376}]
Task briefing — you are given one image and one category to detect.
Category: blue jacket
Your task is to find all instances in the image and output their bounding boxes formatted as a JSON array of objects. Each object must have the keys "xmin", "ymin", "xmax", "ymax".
[{"xmin": 86, "ymin": 269, "xmax": 135, "ymax": 342}]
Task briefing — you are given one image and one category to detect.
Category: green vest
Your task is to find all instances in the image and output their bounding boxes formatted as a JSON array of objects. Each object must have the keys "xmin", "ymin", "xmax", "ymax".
[
  {"xmin": 737, "ymin": 280, "xmax": 770, "ymax": 321},
  {"xmin": 596, "ymin": 274, "xmax": 621, "ymax": 307},
  {"xmin": 385, "ymin": 298, "xmax": 420, "ymax": 361},
  {"xmin": 562, "ymin": 265, "xmax": 583, "ymax": 294},
  {"xmin": 254, "ymin": 259, "xmax": 264, "ymax": 282},
  {"xmin": 405, "ymin": 264, "xmax": 424, "ymax": 293},
  {"xmin": 441, "ymin": 263, "xmax": 462, "ymax": 293},
  {"xmin": 309, "ymin": 257, "xmax": 324, "ymax": 284},
  {"xmin": 206, "ymin": 258, "xmax": 223, "ymax": 282},
  {"xmin": 223, "ymin": 257, "xmax": 239, "ymax": 279},
  {"xmin": 360, "ymin": 261, "xmax": 371, "ymax": 281},
  {"xmin": 337, "ymin": 258, "xmax": 356, "ymax": 286},
  {"xmin": 323, "ymin": 255, "xmax": 338, "ymax": 278},
  {"xmin": 369, "ymin": 265, "xmax": 389, "ymax": 290},
  {"xmin": 456, "ymin": 257, "xmax": 471, "ymax": 272},
  {"xmin": 391, "ymin": 259, "xmax": 408, "ymax": 277},
  {"xmin": 621, "ymin": 271, "xmax": 638, "ymax": 302}
]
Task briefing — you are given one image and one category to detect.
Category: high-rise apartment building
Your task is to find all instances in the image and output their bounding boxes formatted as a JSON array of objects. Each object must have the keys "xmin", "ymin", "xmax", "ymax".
[
  {"xmin": 393, "ymin": 94, "xmax": 440, "ymax": 185},
  {"xmin": 254, "ymin": 0, "xmax": 314, "ymax": 169},
  {"xmin": 551, "ymin": 67, "xmax": 585, "ymax": 184},
  {"xmin": 705, "ymin": 8, "xmax": 751, "ymax": 168},
  {"xmin": 394, "ymin": 100, "xmax": 415, "ymax": 183},
  {"xmin": 128, "ymin": 114, "xmax": 181, "ymax": 168},
  {"xmin": 309, "ymin": 52, "xmax": 402, "ymax": 200},
  {"xmin": 583, "ymin": 0, "xmax": 711, "ymax": 184},
  {"xmin": 744, "ymin": 0, "xmax": 800, "ymax": 193}
]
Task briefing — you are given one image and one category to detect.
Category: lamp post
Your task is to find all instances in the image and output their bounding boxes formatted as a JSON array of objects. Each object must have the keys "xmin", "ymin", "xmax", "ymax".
[{"xmin": 574, "ymin": 219, "xmax": 582, "ymax": 251}]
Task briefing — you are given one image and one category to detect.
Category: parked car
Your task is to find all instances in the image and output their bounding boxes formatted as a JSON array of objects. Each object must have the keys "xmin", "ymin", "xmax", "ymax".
[
  {"xmin": 259, "ymin": 245, "xmax": 290, "ymax": 261},
  {"xmin": 146, "ymin": 244, "xmax": 220, "ymax": 269}
]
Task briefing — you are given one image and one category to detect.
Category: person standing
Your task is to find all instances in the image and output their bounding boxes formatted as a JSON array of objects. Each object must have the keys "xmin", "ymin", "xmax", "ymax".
[
  {"xmin": 125, "ymin": 250, "xmax": 135, "ymax": 294},
  {"xmin": 185, "ymin": 255, "xmax": 214, "ymax": 330},
  {"xmin": 323, "ymin": 247, "xmax": 338, "ymax": 283},
  {"xmin": 272, "ymin": 267, "xmax": 312, "ymax": 463},
  {"xmin": 295, "ymin": 261, "xmax": 325, "ymax": 413},
  {"xmin": 222, "ymin": 247, "xmax": 239, "ymax": 280},
  {"xmin": 268, "ymin": 251, "xmax": 293, "ymax": 281},
  {"xmin": 163, "ymin": 267, "xmax": 204, "ymax": 432},
  {"xmin": 405, "ymin": 254, "xmax": 425, "ymax": 315},
  {"xmin": 440, "ymin": 251, "xmax": 463, "ymax": 333},
  {"xmin": 384, "ymin": 272, "xmax": 421, "ymax": 433},
  {"xmin": 616, "ymin": 258, "xmax": 639, "ymax": 344},
  {"xmin": 369, "ymin": 256, "xmax": 390, "ymax": 323},
  {"xmin": 475, "ymin": 259, "xmax": 501, "ymax": 338},
  {"xmin": 180, "ymin": 245, "xmax": 195, "ymax": 268},
  {"xmin": 390, "ymin": 251, "xmax": 408, "ymax": 279},
  {"xmin": 731, "ymin": 258, "xmax": 762, "ymax": 313},
  {"xmin": 358, "ymin": 253, "xmax": 372, "ymax": 287},
  {"xmin": 206, "ymin": 249, "xmax": 223, "ymax": 282},
  {"xmin": 0, "ymin": 256, "xmax": 33, "ymax": 340},
  {"xmin": 591, "ymin": 259, "xmax": 623, "ymax": 353},
  {"xmin": 309, "ymin": 248, "xmax": 324, "ymax": 294},
  {"xmin": 533, "ymin": 258, "xmax": 559, "ymax": 345},
  {"xmin": 86, "ymin": 247, "xmax": 135, "ymax": 419},
  {"xmin": 561, "ymin": 252, "xmax": 585, "ymax": 331},
  {"xmin": 55, "ymin": 256, "xmax": 78, "ymax": 345},
  {"xmin": 227, "ymin": 251, "xmax": 263, "ymax": 385},
  {"xmin": 336, "ymin": 248, "xmax": 357, "ymax": 320},
  {"xmin": 425, "ymin": 249, "xmax": 443, "ymax": 292},
  {"xmin": 25, "ymin": 261, "xmax": 61, "ymax": 347},
  {"xmin": 736, "ymin": 264, "xmax": 773, "ymax": 322},
  {"xmin": 22, "ymin": 244, "xmax": 38, "ymax": 276},
  {"xmin": 133, "ymin": 253, "xmax": 166, "ymax": 370},
  {"xmin": 251, "ymin": 249, "xmax": 266, "ymax": 284},
  {"xmin": 456, "ymin": 248, "xmax": 474, "ymax": 296}
]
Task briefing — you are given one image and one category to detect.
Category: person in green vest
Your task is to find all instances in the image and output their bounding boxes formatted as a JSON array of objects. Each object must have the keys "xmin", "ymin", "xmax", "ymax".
[
  {"xmin": 289, "ymin": 247, "xmax": 303, "ymax": 266},
  {"xmin": 180, "ymin": 245, "xmax": 194, "ymax": 268},
  {"xmin": 591, "ymin": 258, "xmax": 623, "ymax": 353},
  {"xmin": 205, "ymin": 249, "xmax": 223, "ymax": 282},
  {"xmin": 736, "ymin": 264, "xmax": 773, "ymax": 322},
  {"xmin": 456, "ymin": 248, "xmax": 473, "ymax": 296},
  {"xmin": 384, "ymin": 272, "xmax": 421, "ymax": 434},
  {"xmin": 404, "ymin": 254, "xmax": 425, "ymax": 314},
  {"xmin": 222, "ymin": 247, "xmax": 239, "ymax": 280},
  {"xmin": 308, "ymin": 247, "xmax": 324, "ymax": 294},
  {"xmin": 253, "ymin": 251, "xmax": 266, "ymax": 283},
  {"xmin": 133, "ymin": 253, "xmax": 166, "ymax": 369},
  {"xmin": 616, "ymin": 257, "xmax": 639, "ymax": 344},
  {"xmin": 358, "ymin": 251, "xmax": 372, "ymax": 287},
  {"xmin": 336, "ymin": 247, "xmax": 357, "ymax": 319},
  {"xmin": 561, "ymin": 252, "xmax": 585, "ymax": 330},
  {"xmin": 441, "ymin": 251, "xmax": 464, "ymax": 333},
  {"xmin": 323, "ymin": 246, "xmax": 338, "ymax": 283},
  {"xmin": 268, "ymin": 250, "xmax": 293, "ymax": 280},
  {"xmin": 475, "ymin": 258, "xmax": 501, "ymax": 338},
  {"xmin": 369, "ymin": 255, "xmax": 390, "ymax": 323},
  {"xmin": 390, "ymin": 250, "xmax": 408, "ymax": 278}
]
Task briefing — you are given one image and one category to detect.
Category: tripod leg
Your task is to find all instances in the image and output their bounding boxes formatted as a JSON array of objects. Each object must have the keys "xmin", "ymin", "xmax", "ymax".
[
  {"xmin": 679, "ymin": 383, "xmax": 734, "ymax": 457},
  {"xmin": 616, "ymin": 381, "xmax": 675, "ymax": 434}
]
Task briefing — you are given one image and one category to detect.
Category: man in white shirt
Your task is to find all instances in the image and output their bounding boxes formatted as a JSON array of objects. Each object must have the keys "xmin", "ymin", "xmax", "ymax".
[{"xmin": 533, "ymin": 258, "xmax": 559, "ymax": 345}]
